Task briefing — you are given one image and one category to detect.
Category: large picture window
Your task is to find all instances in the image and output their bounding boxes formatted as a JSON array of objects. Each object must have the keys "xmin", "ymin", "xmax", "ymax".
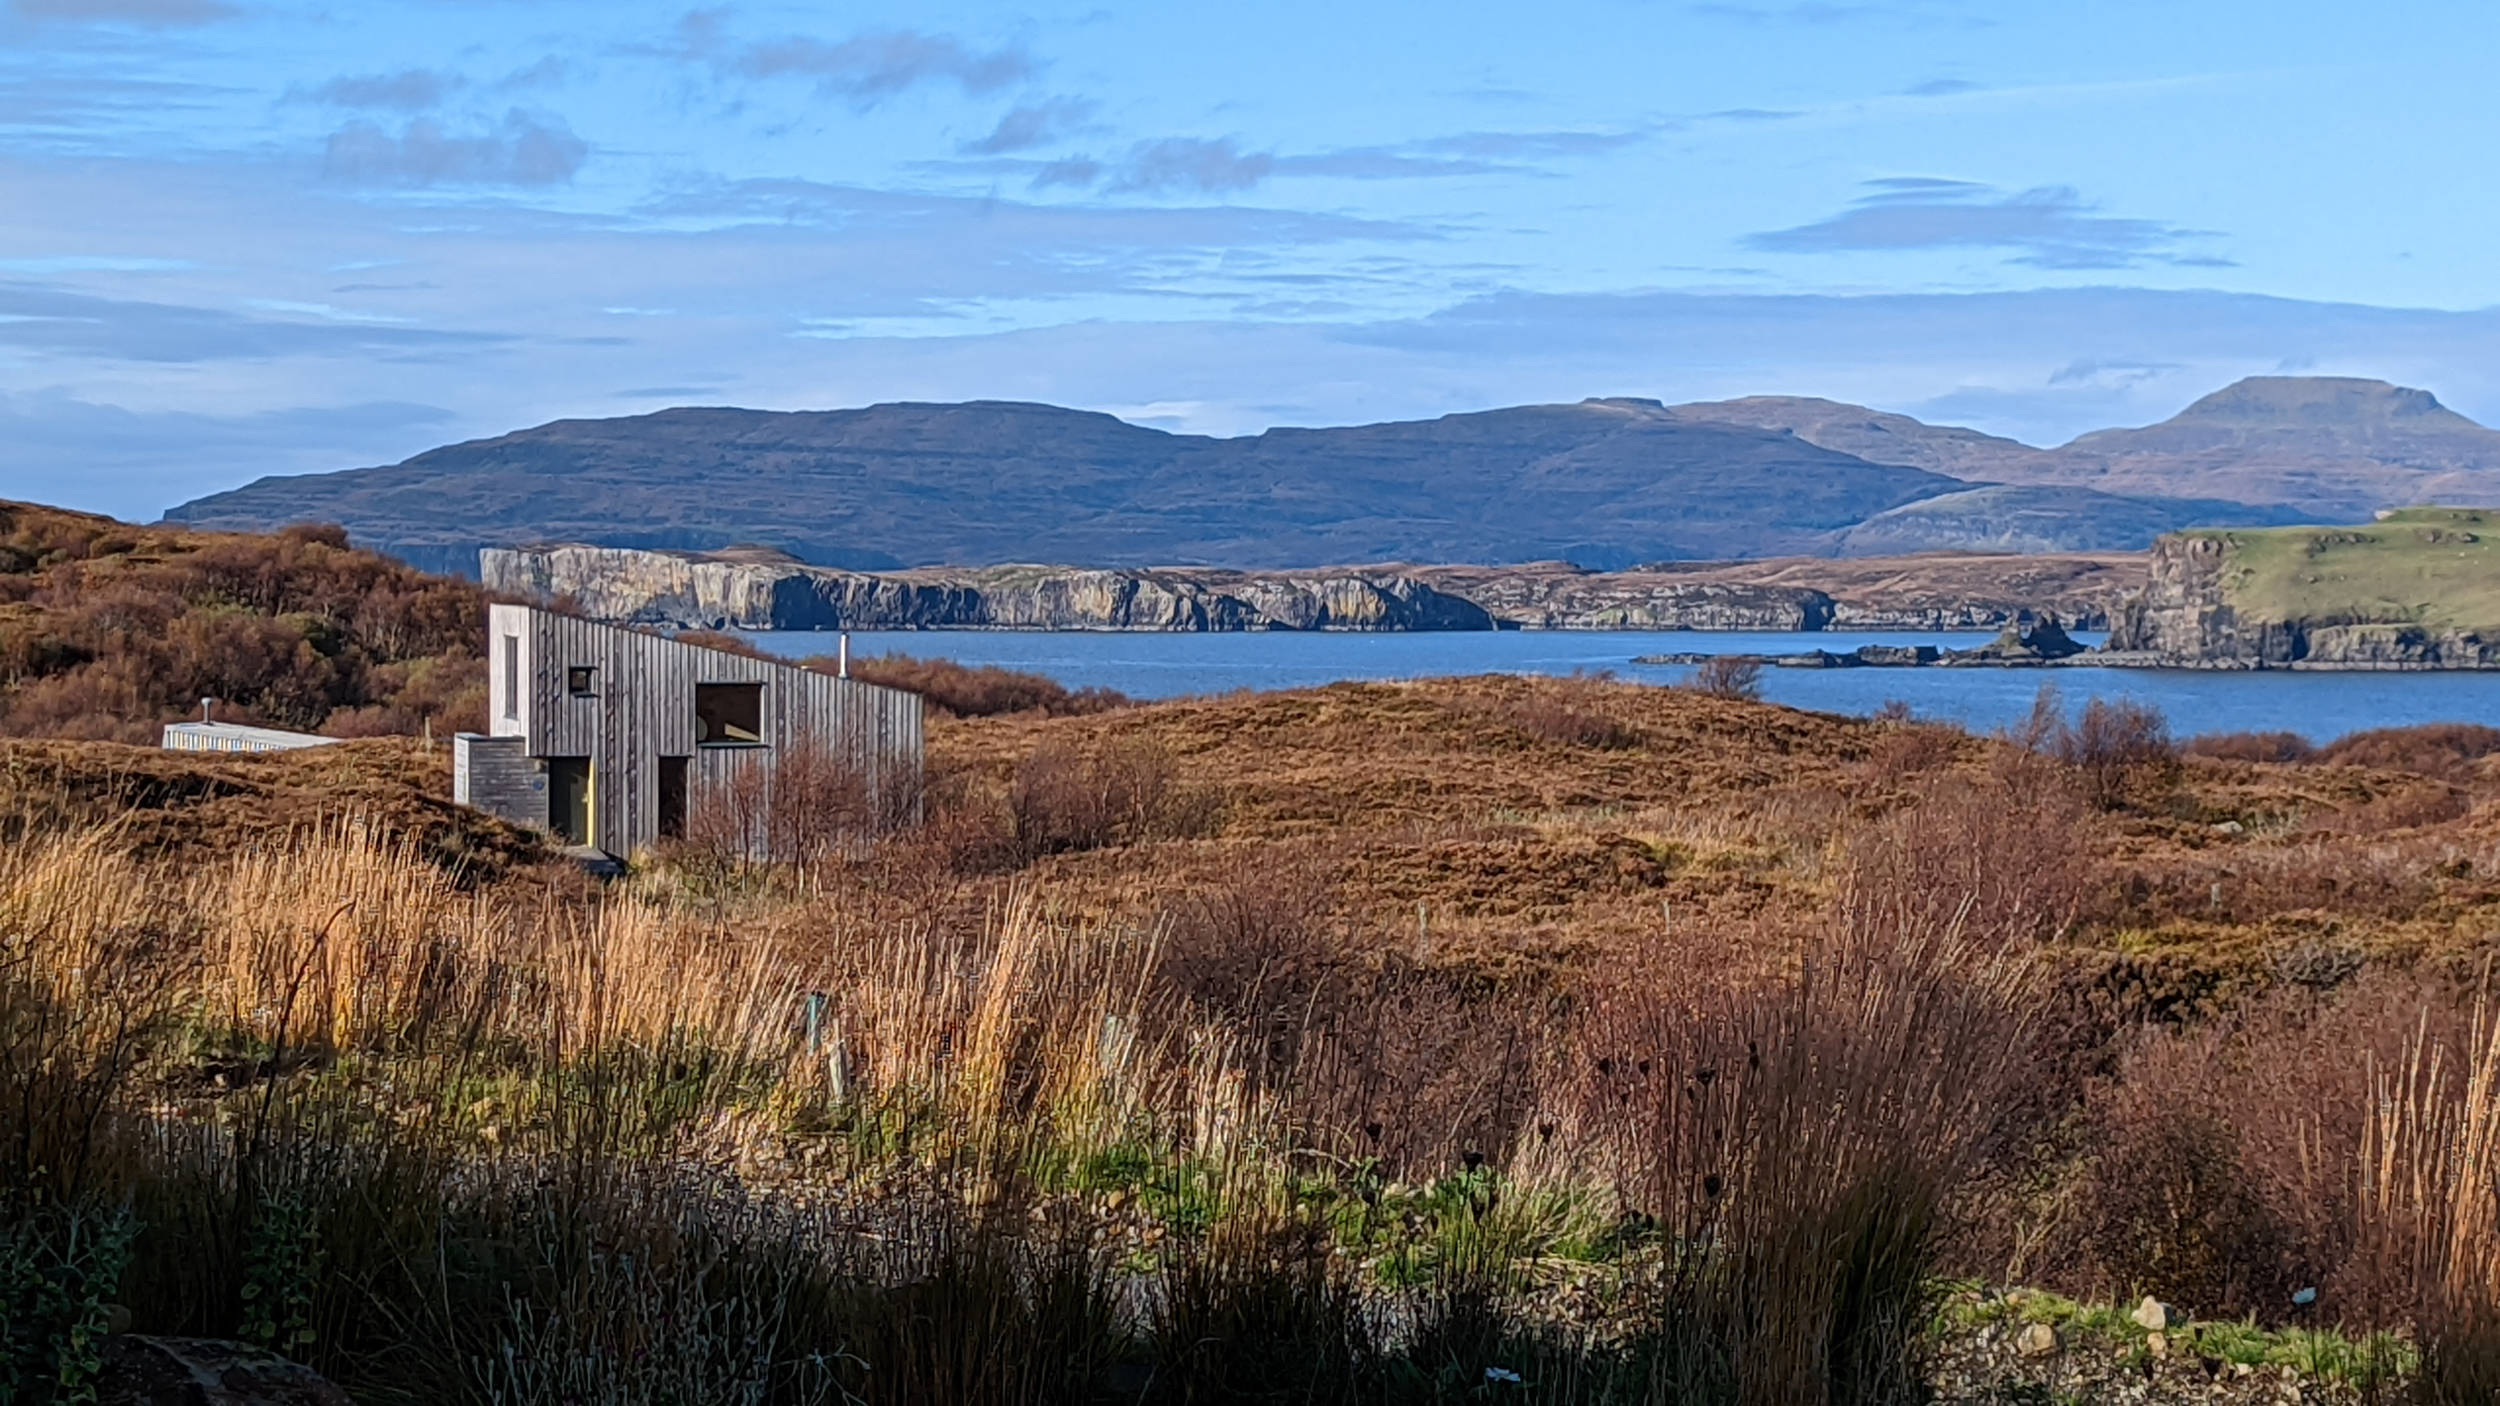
[{"xmin": 695, "ymin": 682, "xmax": 764, "ymax": 746}]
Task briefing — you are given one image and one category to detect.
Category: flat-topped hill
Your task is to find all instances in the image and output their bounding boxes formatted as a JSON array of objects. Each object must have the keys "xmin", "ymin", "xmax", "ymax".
[
  {"xmin": 2001, "ymin": 380, "xmax": 2500, "ymax": 515},
  {"xmin": 165, "ymin": 380, "xmax": 2436, "ymax": 574}
]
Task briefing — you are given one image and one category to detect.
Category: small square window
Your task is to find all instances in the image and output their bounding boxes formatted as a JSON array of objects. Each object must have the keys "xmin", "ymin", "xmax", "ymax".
[
  {"xmin": 566, "ymin": 666, "xmax": 596, "ymax": 697},
  {"xmin": 696, "ymin": 682, "xmax": 764, "ymax": 746}
]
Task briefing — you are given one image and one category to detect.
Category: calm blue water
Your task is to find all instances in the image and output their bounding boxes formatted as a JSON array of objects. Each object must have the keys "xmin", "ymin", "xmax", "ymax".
[{"xmin": 745, "ymin": 629, "xmax": 2500, "ymax": 742}]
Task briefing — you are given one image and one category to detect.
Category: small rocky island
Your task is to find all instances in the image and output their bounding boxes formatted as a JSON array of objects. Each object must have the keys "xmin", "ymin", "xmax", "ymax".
[{"xmin": 1636, "ymin": 615, "xmax": 2091, "ymax": 669}]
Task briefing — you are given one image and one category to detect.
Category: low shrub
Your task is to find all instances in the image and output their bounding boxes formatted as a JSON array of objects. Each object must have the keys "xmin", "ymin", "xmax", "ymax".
[
  {"xmin": 1684, "ymin": 656, "xmax": 1763, "ymax": 701},
  {"xmin": 1007, "ymin": 736, "xmax": 1215, "ymax": 859},
  {"xmin": 2055, "ymin": 697, "xmax": 2177, "ymax": 809},
  {"xmin": 840, "ymin": 654, "xmax": 1132, "ymax": 719},
  {"xmin": 2185, "ymin": 730, "xmax": 2316, "ymax": 764},
  {"xmin": 2317, "ymin": 723, "xmax": 2500, "ymax": 778},
  {"xmin": 1485, "ymin": 675, "xmax": 1643, "ymax": 750}
]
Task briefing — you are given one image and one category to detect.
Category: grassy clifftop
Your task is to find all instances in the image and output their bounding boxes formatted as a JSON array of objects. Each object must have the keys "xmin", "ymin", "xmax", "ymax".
[{"xmin": 2190, "ymin": 506, "xmax": 2500, "ymax": 630}]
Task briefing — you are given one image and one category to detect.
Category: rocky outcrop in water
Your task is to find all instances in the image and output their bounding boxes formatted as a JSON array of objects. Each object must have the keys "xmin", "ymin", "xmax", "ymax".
[{"xmin": 484, "ymin": 546, "xmax": 1496, "ymax": 632}]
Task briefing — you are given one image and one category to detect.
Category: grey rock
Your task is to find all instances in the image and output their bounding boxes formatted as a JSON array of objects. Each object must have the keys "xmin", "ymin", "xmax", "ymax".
[
  {"xmin": 485, "ymin": 545, "xmax": 1495, "ymax": 633},
  {"xmin": 98, "ymin": 1336, "xmax": 352, "ymax": 1406}
]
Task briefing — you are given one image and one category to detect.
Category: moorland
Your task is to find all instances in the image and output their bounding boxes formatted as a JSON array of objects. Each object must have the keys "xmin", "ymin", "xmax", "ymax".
[{"xmin": 6, "ymin": 501, "xmax": 2500, "ymax": 1403}]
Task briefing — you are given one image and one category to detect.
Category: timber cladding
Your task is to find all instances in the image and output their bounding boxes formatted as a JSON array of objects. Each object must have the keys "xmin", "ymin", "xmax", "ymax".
[{"xmin": 473, "ymin": 603, "xmax": 923, "ymax": 857}]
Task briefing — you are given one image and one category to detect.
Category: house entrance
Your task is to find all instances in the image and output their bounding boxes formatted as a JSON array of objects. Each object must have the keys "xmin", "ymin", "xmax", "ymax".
[
  {"xmin": 548, "ymin": 757, "xmax": 593, "ymax": 845},
  {"xmin": 657, "ymin": 756, "xmax": 689, "ymax": 839}
]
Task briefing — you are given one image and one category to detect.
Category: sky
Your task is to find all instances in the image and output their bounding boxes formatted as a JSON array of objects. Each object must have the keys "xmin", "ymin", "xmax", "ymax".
[{"xmin": 7, "ymin": 0, "xmax": 2500, "ymax": 519}]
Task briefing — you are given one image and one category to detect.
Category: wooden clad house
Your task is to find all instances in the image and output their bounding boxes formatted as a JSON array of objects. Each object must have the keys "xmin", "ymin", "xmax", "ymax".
[{"xmin": 454, "ymin": 604, "xmax": 922, "ymax": 859}]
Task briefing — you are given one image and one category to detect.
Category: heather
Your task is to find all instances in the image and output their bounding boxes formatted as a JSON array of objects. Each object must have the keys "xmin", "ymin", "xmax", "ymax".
[{"xmin": 7, "ymin": 672, "xmax": 2500, "ymax": 1403}]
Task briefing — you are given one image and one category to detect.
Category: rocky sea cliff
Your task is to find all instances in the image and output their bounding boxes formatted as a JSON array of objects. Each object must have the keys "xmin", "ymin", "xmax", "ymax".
[
  {"xmin": 2108, "ymin": 514, "xmax": 2500, "ymax": 668},
  {"xmin": 483, "ymin": 545, "xmax": 2128, "ymax": 634}
]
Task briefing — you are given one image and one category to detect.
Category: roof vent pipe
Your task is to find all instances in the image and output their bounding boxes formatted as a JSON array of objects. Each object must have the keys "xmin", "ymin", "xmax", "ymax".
[
  {"xmin": 201, "ymin": 697, "xmax": 214, "ymax": 723},
  {"xmin": 838, "ymin": 633, "xmax": 850, "ymax": 680}
]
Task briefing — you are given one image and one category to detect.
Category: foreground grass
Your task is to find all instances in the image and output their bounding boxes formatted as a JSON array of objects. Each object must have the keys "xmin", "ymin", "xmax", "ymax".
[{"xmin": 11, "ymin": 680, "xmax": 2500, "ymax": 1402}]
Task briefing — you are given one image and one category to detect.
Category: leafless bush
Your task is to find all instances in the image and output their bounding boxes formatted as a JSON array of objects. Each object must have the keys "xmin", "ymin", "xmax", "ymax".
[
  {"xmin": 1835, "ymin": 773, "xmax": 2095, "ymax": 946},
  {"xmin": 1006, "ymin": 736, "xmax": 1215, "ymax": 859},
  {"xmin": 1156, "ymin": 852, "xmax": 1349, "ymax": 1101},
  {"xmin": 1487, "ymin": 675, "xmax": 1642, "ymax": 749},
  {"xmin": 2057, "ymin": 697, "xmax": 2177, "ymax": 809},
  {"xmin": 1861, "ymin": 717, "xmax": 1967, "ymax": 781},
  {"xmin": 1685, "ymin": 655, "xmax": 1764, "ymax": 701},
  {"xmin": 680, "ymin": 736, "xmax": 906, "ymax": 868},
  {"xmin": 2186, "ymin": 730, "xmax": 2316, "ymax": 764},
  {"xmin": 1998, "ymin": 686, "xmax": 2175, "ymax": 810},
  {"xmin": 2041, "ymin": 976, "xmax": 2500, "ymax": 1335}
]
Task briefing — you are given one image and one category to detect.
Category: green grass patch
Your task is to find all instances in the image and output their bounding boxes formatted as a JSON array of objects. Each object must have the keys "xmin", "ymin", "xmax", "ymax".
[
  {"xmin": 2188, "ymin": 507, "xmax": 2500, "ymax": 632},
  {"xmin": 1943, "ymin": 1285, "xmax": 2416, "ymax": 1388}
]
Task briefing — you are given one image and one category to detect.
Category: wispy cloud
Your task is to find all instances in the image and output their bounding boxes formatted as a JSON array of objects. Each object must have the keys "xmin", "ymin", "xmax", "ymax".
[
  {"xmin": 322, "ymin": 109, "xmax": 588, "ymax": 187},
  {"xmin": 1745, "ymin": 178, "xmax": 2228, "ymax": 269},
  {"xmin": 959, "ymin": 96, "xmax": 1092, "ymax": 155},
  {"xmin": 1111, "ymin": 137, "xmax": 1271, "ymax": 193},
  {"xmin": 7, "ymin": 0, "xmax": 235, "ymax": 26},
  {"xmin": 1404, "ymin": 127, "xmax": 1652, "ymax": 159},
  {"xmin": 0, "ymin": 280, "xmax": 504, "ymax": 361},
  {"xmin": 1015, "ymin": 124, "xmax": 1651, "ymax": 195},
  {"xmin": 674, "ymin": 10, "xmax": 1035, "ymax": 107},
  {"xmin": 305, "ymin": 69, "xmax": 462, "ymax": 112}
]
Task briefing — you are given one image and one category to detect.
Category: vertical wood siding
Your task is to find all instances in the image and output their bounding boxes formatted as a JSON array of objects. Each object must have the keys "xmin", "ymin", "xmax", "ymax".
[{"xmin": 487, "ymin": 604, "xmax": 923, "ymax": 856}]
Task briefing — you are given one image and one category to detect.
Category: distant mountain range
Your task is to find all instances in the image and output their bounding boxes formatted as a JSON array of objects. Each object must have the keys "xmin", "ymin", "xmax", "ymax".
[{"xmin": 161, "ymin": 376, "xmax": 2500, "ymax": 575}]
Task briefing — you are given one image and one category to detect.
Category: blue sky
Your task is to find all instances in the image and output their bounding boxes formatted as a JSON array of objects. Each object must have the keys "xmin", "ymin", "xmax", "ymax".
[{"xmin": 7, "ymin": 0, "xmax": 2500, "ymax": 517}]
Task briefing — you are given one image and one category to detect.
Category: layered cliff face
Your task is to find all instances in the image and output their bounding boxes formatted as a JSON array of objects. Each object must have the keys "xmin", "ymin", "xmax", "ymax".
[
  {"xmin": 1406, "ymin": 572, "xmax": 1835, "ymax": 630},
  {"xmin": 1407, "ymin": 556, "xmax": 2130, "ymax": 631},
  {"xmin": 481, "ymin": 547, "xmax": 1497, "ymax": 632},
  {"xmin": 486, "ymin": 544, "xmax": 2138, "ymax": 634},
  {"xmin": 2109, "ymin": 511, "xmax": 2500, "ymax": 667}
]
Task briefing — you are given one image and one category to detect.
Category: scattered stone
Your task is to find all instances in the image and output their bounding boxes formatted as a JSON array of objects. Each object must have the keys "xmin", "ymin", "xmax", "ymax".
[
  {"xmin": 1853, "ymin": 643, "xmax": 1941, "ymax": 667},
  {"xmin": 2146, "ymin": 1330, "xmax": 2169, "ymax": 1360},
  {"xmin": 98, "ymin": 1337, "xmax": 351, "ymax": 1406},
  {"xmin": 2132, "ymin": 1296, "xmax": 2173, "ymax": 1331},
  {"xmin": 2016, "ymin": 1321, "xmax": 2061, "ymax": 1358},
  {"xmin": 2211, "ymin": 820, "xmax": 2245, "ymax": 836}
]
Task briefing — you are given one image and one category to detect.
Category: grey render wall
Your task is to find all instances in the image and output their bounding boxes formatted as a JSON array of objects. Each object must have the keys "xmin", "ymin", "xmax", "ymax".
[
  {"xmin": 482, "ymin": 604, "xmax": 923, "ymax": 857},
  {"xmin": 453, "ymin": 733, "xmax": 546, "ymax": 830}
]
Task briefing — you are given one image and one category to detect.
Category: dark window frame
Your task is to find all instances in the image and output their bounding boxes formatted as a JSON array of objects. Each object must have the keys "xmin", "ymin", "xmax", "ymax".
[
  {"xmin": 566, "ymin": 665, "xmax": 597, "ymax": 697},
  {"xmin": 695, "ymin": 681, "xmax": 766, "ymax": 748}
]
